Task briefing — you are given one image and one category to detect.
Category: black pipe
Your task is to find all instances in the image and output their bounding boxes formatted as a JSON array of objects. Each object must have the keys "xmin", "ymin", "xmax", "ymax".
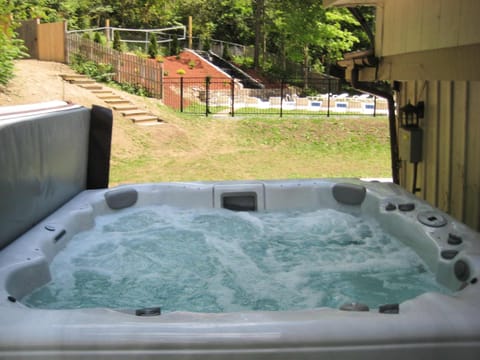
[
  {"xmin": 412, "ymin": 161, "xmax": 422, "ymax": 194},
  {"xmin": 351, "ymin": 67, "xmax": 400, "ymax": 184}
]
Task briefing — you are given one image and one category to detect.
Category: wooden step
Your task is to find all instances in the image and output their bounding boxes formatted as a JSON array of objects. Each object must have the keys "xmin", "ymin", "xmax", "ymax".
[
  {"xmin": 112, "ymin": 104, "xmax": 138, "ymax": 111},
  {"xmin": 92, "ymin": 89, "xmax": 112, "ymax": 94},
  {"xmin": 104, "ymin": 99, "xmax": 130, "ymax": 104},
  {"xmin": 70, "ymin": 79, "xmax": 96, "ymax": 85},
  {"xmin": 130, "ymin": 115, "xmax": 159, "ymax": 123},
  {"xmin": 61, "ymin": 76, "xmax": 88, "ymax": 82},
  {"xmin": 136, "ymin": 121, "xmax": 164, "ymax": 126},
  {"xmin": 97, "ymin": 94, "xmax": 121, "ymax": 99},
  {"xmin": 61, "ymin": 74, "xmax": 87, "ymax": 79},
  {"xmin": 79, "ymin": 83, "xmax": 103, "ymax": 90},
  {"xmin": 121, "ymin": 109, "xmax": 147, "ymax": 116}
]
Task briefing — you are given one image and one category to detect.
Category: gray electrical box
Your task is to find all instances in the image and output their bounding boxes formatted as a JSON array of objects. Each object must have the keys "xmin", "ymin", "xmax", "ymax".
[{"xmin": 398, "ymin": 127, "xmax": 423, "ymax": 163}]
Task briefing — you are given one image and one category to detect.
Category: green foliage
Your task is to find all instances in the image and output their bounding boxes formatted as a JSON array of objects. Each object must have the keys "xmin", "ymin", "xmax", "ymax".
[
  {"xmin": 116, "ymin": 82, "xmax": 151, "ymax": 97},
  {"xmin": 201, "ymin": 37, "xmax": 211, "ymax": 51},
  {"xmin": 0, "ymin": 33, "xmax": 27, "ymax": 86},
  {"xmin": 148, "ymin": 33, "xmax": 158, "ymax": 59},
  {"xmin": 232, "ymin": 55, "xmax": 253, "ymax": 70},
  {"xmin": 0, "ymin": 4, "xmax": 28, "ymax": 86},
  {"xmin": 222, "ymin": 44, "xmax": 232, "ymax": 61},
  {"xmin": 70, "ymin": 52, "xmax": 151, "ymax": 97},
  {"xmin": 93, "ymin": 32, "xmax": 104, "ymax": 44},
  {"xmin": 112, "ymin": 30, "xmax": 122, "ymax": 51},
  {"xmin": 170, "ymin": 34, "xmax": 180, "ymax": 56},
  {"xmin": 133, "ymin": 48, "xmax": 148, "ymax": 59},
  {"xmin": 70, "ymin": 53, "xmax": 113, "ymax": 82},
  {"xmin": 11, "ymin": 0, "xmax": 368, "ymax": 80}
]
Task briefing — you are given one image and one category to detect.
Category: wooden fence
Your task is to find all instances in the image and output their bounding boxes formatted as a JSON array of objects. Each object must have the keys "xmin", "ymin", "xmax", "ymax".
[
  {"xmin": 67, "ymin": 33, "xmax": 164, "ymax": 99},
  {"xmin": 17, "ymin": 20, "xmax": 66, "ymax": 62}
]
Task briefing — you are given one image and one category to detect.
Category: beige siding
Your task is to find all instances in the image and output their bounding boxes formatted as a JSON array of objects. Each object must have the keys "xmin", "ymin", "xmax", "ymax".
[
  {"xmin": 398, "ymin": 80, "xmax": 480, "ymax": 231},
  {"xmin": 380, "ymin": 0, "xmax": 480, "ymax": 57},
  {"xmin": 464, "ymin": 82, "xmax": 480, "ymax": 230},
  {"xmin": 423, "ymin": 81, "xmax": 439, "ymax": 206}
]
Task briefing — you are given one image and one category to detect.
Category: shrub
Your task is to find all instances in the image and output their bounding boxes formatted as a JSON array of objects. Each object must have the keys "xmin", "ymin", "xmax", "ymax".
[
  {"xmin": 94, "ymin": 32, "xmax": 101, "ymax": 43},
  {"xmin": 0, "ymin": 20, "xmax": 27, "ymax": 86},
  {"xmin": 82, "ymin": 32, "xmax": 92, "ymax": 40},
  {"xmin": 112, "ymin": 31, "xmax": 122, "ymax": 52},
  {"xmin": 70, "ymin": 54, "xmax": 113, "ymax": 82},
  {"xmin": 176, "ymin": 69, "xmax": 186, "ymax": 75},
  {"xmin": 188, "ymin": 60, "xmax": 196, "ymax": 69},
  {"xmin": 232, "ymin": 55, "xmax": 253, "ymax": 70},
  {"xmin": 222, "ymin": 44, "xmax": 232, "ymax": 61},
  {"xmin": 170, "ymin": 34, "xmax": 180, "ymax": 56},
  {"xmin": 148, "ymin": 33, "xmax": 158, "ymax": 59},
  {"xmin": 202, "ymin": 37, "xmax": 211, "ymax": 52}
]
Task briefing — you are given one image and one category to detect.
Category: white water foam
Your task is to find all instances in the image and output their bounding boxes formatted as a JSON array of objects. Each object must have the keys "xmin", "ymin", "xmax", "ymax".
[{"xmin": 23, "ymin": 206, "xmax": 451, "ymax": 312}]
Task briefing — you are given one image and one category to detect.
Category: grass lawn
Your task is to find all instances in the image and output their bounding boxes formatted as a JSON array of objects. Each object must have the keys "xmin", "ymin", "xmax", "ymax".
[{"xmin": 109, "ymin": 107, "xmax": 391, "ymax": 186}]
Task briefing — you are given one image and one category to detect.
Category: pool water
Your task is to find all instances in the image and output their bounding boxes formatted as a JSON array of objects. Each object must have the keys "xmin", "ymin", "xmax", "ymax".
[{"xmin": 23, "ymin": 206, "xmax": 450, "ymax": 312}]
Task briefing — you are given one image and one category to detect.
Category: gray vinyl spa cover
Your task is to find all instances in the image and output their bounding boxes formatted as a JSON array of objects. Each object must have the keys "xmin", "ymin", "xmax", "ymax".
[{"xmin": 0, "ymin": 102, "xmax": 111, "ymax": 250}]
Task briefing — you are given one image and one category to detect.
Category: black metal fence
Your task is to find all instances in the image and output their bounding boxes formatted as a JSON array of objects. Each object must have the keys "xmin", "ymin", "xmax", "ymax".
[{"xmin": 162, "ymin": 77, "xmax": 388, "ymax": 117}]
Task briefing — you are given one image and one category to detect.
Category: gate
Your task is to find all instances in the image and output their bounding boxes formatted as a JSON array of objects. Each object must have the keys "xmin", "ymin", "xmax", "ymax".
[{"xmin": 17, "ymin": 20, "xmax": 66, "ymax": 62}]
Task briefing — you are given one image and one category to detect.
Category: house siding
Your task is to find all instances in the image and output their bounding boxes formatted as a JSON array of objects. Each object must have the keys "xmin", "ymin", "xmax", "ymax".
[
  {"xmin": 397, "ymin": 80, "xmax": 480, "ymax": 231},
  {"xmin": 380, "ymin": 0, "xmax": 480, "ymax": 57}
]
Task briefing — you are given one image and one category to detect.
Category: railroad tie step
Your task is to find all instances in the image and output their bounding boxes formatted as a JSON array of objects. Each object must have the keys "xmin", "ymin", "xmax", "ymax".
[
  {"xmin": 60, "ymin": 74, "xmax": 87, "ymax": 78},
  {"xmin": 104, "ymin": 99, "xmax": 130, "ymax": 105},
  {"xmin": 79, "ymin": 83, "xmax": 103, "ymax": 90},
  {"xmin": 97, "ymin": 94, "xmax": 121, "ymax": 100},
  {"xmin": 121, "ymin": 109, "xmax": 148, "ymax": 116},
  {"xmin": 61, "ymin": 74, "xmax": 88, "ymax": 82},
  {"xmin": 112, "ymin": 104, "xmax": 138, "ymax": 111},
  {"xmin": 92, "ymin": 89, "xmax": 114, "ymax": 94},
  {"xmin": 129, "ymin": 115, "xmax": 159, "ymax": 123},
  {"xmin": 70, "ymin": 79, "xmax": 96, "ymax": 85}
]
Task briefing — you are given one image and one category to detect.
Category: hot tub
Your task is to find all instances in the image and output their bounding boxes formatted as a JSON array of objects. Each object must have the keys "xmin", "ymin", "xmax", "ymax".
[{"xmin": 1, "ymin": 179, "xmax": 480, "ymax": 359}]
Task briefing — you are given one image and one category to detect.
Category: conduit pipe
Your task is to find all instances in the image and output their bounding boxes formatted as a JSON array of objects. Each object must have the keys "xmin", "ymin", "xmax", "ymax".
[{"xmin": 350, "ymin": 67, "xmax": 400, "ymax": 184}]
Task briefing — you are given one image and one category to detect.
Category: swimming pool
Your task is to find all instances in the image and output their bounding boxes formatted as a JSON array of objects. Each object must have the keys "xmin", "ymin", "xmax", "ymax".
[{"xmin": 1, "ymin": 179, "xmax": 480, "ymax": 359}]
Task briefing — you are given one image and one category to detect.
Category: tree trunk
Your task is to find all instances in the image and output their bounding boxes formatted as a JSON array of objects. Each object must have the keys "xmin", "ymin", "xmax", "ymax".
[
  {"xmin": 253, "ymin": 0, "xmax": 264, "ymax": 71},
  {"xmin": 303, "ymin": 46, "xmax": 309, "ymax": 90}
]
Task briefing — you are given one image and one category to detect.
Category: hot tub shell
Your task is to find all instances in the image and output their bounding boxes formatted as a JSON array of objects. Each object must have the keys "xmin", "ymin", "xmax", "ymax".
[{"xmin": 0, "ymin": 103, "xmax": 479, "ymax": 359}]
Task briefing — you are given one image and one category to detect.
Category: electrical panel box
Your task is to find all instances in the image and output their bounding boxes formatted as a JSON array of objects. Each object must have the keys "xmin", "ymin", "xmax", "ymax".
[{"xmin": 399, "ymin": 127, "xmax": 423, "ymax": 163}]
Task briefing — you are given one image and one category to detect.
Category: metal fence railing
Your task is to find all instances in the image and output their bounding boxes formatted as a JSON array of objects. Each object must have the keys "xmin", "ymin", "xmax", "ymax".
[
  {"xmin": 67, "ymin": 34, "xmax": 387, "ymax": 117},
  {"xmin": 163, "ymin": 77, "xmax": 388, "ymax": 117}
]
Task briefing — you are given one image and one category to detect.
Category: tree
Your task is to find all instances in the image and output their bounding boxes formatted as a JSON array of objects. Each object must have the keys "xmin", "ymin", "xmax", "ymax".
[
  {"xmin": 148, "ymin": 33, "xmax": 158, "ymax": 59},
  {"xmin": 93, "ymin": 31, "xmax": 103, "ymax": 44},
  {"xmin": 253, "ymin": 0, "xmax": 264, "ymax": 71},
  {"xmin": 266, "ymin": 0, "xmax": 359, "ymax": 84},
  {"xmin": 112, "ymin": 30, "xmax": 122, "ymax": 51},
  {"xmin": 170, "ymin": 33, "xmax": 180, "ymax": 56}
]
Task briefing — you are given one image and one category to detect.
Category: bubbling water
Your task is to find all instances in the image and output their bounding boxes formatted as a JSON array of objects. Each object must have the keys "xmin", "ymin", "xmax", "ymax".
[{"xmin": 23, "ymin": 206, "xmax": 450, "ymax": 312}]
